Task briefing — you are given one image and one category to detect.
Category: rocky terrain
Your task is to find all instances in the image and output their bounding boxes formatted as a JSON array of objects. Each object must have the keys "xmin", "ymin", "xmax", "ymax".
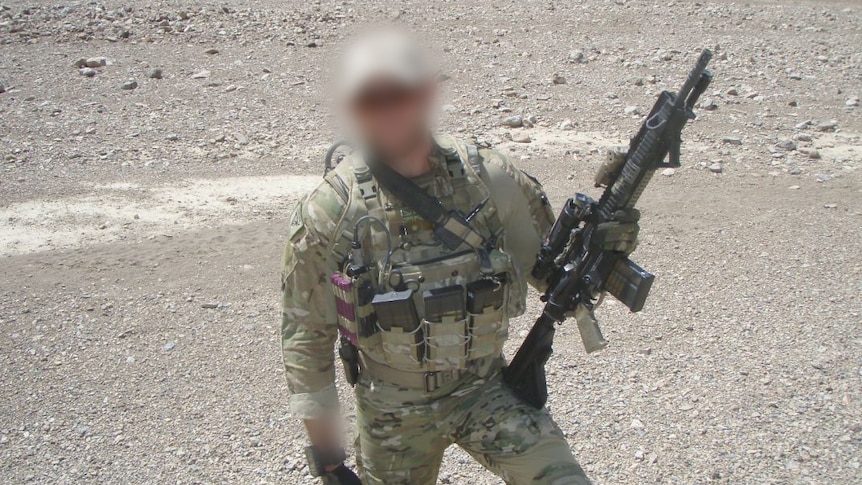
[{"xmin": 1, "ymin": 0, "xmax": 860, "ymax": 484}]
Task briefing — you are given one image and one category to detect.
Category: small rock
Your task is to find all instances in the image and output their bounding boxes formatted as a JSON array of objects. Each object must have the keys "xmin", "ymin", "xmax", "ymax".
[
  {"xmin": 120, "ymin": 79, "xmax": 138, "ymax": 90},
  {"xmin": 502, "ymin": 115, "xmax": 523, "ymax": 128},
  {"xmin": 708, "ymin": 163, "xmax": 723, "ymax": 174},
  {"xmin": 79, "ymin": 68, "xmax": 97, "ymax": 77},
  {"xmin": 73, "ymin": 58, "xmax": 87, "ymax": 68},
  {"xmin": 558, "ymin": 119, "xmax": 574, "ymax": 131},
  {"xmin": 776, "ymin": 139, "xmax": 797, "ymax": 151},
  {"xmin": 726, "ymin": 88, "xmax": 738, "ymax": 96},
  {"xmin": 624, "ymin": 106, "xmax": 641, "ymax": 116},
  {"xmin": 191, "ymin": 70, "xmax": 210, "ymax": 79},
  {"xmin": 699, "ymin": 98, "xmax": 718, "ymax": 111},
  {"xmin": 162, "ymin": 342, "xmax": 176, "ymax": 351},
  {"xmin": 788, "ymin": 185, "xmax": 800, "ymax": 190},
  {"xmin": 824, "ymin": 204, "xmax": 837, "ymax": 209},
  {"xmin": 166, "ymin": 134, "xmax": 179, "ymax": 141},
  {"xmin": 634, "ymin": 450, "xmax": 645, "ymax": 461},
  {"xmin": 568, "ymin": 50, "xmax": 587, "ymax": 64},
  {"xmin": 306, "ymin": 40, "xmax": 321, "ymax": 48},
  {"xmin": 795, "ymin": 120, "xmax": 813, "ymax": 130},
  {"xmin": 224, "ymin": 84, "xmax": 238, "ymax": 93},
  {"xmin": 235, "ymin": 132, "xmax": 250, "ymax": 145},
  {"xmin": 204, "ymin": 48, "xmax": 219, "ymax": 55},
  {"xmin": 0, "ymin": 83, "xmax": 5, "ymax": 94},
  {"xmin": 661, "ymin": 168, "xmax": 675, "ymax": 177},
  {"xmin": 630, "ymin": 419, "xmax": 644, "ymax": 430},
  {"xmin": 85, "ymin": 57, "xmax": 107, "ymax": 68},
  {"xmin": 551, "ymin": 73, "xmax": 566, "ymax": 85},
  {"xmin": 798, "ymin": 148, "xmax": 821, "ymax": 160},
  {"xmin": 656, "ymin": 49, "xmax": 673, "ymax": 61},
  {"xmin": 795, "ymin": 133, "xmax": 812, "ymax": 142},
  {"xmin": 816, "ymin": 120, "xmax": 837, "ymax": 132},
  {"xmin": 722, "ymin": 136, "xmax": 742, "ymax": 146},
  {"xmin": 846, "ymin": 97, "xmax": 860, "ymax": 107},
  {"xmin": 201, "ymin": 303, "xmax": 219, "ymax": 309},
  {"xmin": 146, "ymin": 68, "xmax": 163, "ymax": 79},
  {"xmin": 512, "ymin": 133, "xmax": 532, "ymax": 144},
  {"xmin": 789, "ymin": 168, "xmax": 802, "ymax": 175}
]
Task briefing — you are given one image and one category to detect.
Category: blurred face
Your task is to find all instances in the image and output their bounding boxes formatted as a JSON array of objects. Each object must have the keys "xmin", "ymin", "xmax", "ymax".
[{"xmin": 349, "ymin": 80, "xmax": 435, "ymax": 159}]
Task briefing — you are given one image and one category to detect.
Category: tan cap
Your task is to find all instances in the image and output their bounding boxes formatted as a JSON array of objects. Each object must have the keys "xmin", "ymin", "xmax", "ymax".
[{"xmin": 340, "ymin": 29, "xmax": 434, "ymax": 100}]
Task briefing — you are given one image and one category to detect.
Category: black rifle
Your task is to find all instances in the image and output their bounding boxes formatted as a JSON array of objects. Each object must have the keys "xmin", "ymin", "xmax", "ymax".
[{"xmin": 504, "ymin": 50, "xmax": 714, "ymax": 409}]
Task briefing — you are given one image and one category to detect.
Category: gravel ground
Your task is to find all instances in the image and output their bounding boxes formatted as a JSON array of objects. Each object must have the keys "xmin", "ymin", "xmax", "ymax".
[{"xmin": 1, "ymin": 0, "xmax": 860, "ymax": 484}]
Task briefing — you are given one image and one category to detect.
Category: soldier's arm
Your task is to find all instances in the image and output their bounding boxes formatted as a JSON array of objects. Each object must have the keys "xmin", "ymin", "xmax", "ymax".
[
  {"xmin": 480, "ymin": 149, "xmax": 555, "ymax": 291},
  {"xmin": 281, "ymin": 195, "xmax": 342, "ymax": 452}
]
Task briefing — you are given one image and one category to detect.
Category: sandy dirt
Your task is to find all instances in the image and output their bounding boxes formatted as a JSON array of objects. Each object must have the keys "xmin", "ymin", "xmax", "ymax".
[{"xmin": 1, "ymin": 0, "xmax": 860, "ymax": 484}]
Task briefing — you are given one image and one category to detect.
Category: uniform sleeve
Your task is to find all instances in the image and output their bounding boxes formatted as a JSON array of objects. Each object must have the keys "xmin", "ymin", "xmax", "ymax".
[
  {"xmin": 281, "ymin": 195, "xmax": 341, "ymax": 419},
  {"xmin": 480, "ymin": 149, "xmax": 555, "ymax": 292}
]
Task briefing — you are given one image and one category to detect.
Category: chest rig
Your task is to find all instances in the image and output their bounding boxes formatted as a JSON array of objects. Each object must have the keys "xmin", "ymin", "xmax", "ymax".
[{"xmin": 327, "ymin": 140, "xmax": 518, "ymax": 391}]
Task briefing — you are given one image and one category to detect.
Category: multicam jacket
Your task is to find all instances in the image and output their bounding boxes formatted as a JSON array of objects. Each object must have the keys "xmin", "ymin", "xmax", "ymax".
[{"xmin": 281, "ymin": 136, "xmax": 554, "ymax": 418}]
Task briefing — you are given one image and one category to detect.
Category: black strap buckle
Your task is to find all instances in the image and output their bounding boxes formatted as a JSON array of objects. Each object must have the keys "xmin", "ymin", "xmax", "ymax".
[{"xmin": 424, "ymin": 369, "xmax": 460, "ymax": 393}]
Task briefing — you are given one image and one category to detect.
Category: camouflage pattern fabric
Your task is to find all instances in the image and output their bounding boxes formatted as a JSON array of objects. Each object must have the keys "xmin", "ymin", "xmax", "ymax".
[
  {"xmin": 281, "ymin": 136, "xmax": 588, "ymax": 483},
  {"xmin": 355, "ymin": 366, "xmax": 589, "ymax": 485}
]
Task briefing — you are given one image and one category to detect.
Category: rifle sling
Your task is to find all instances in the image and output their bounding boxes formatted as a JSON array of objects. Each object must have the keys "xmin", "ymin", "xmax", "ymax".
[{"xmin": 367, "ymin": 156, "xmax": 486, "ymax": 251}]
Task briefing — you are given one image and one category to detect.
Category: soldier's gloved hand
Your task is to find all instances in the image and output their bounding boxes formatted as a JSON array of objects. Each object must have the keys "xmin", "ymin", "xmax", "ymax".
[
  {"xmin": 591, "ymin": 208, "xmax": 640, "ymax": 255},
  {"xmin": 321, "ymin": 464, "xmax": 362, "ymax": 485}
]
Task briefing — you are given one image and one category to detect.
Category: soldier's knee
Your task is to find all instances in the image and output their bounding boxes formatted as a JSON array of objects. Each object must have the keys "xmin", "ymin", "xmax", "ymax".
[{"xmin": 534, "ymin": 462, "xmax": 592, "ymax": 485}]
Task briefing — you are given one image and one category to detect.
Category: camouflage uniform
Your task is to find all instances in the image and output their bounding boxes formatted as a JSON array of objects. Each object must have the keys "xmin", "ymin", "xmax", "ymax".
[{"xmin": 281, "ymin": 136, "xmax": 591, "ymax": 485}]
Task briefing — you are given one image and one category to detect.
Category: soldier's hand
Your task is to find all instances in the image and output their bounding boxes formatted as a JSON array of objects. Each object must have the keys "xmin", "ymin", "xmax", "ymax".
[
  {"xmin": 321, "ymin": 464, "xmax": 362, "ymax": 485},
  {"xmin": 591, "ymin": 208, "xmax": 640, "ymax": 255}
]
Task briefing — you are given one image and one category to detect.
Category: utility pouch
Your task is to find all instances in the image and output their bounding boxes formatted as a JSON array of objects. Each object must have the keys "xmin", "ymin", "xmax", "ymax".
[
  {"xmin": 373, "ymin": 290, "xmax": 424, "ymax": 366},
  {"xmin": 423, "ymin": 285, "xmax": 468, "ymax": 370},
  {"xmin": 331, "ymin": 272, "xmax": 378, "ymax": 346},
  {"xmin": 466, "ymin": 277, "xmax": 508, "ymax": 360}
]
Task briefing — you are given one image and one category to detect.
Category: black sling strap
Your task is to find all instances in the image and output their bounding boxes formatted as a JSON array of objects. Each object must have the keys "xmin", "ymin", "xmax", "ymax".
[{"xmin": 367, "ymin": 153, "xmax": 486, "ymax": 251}]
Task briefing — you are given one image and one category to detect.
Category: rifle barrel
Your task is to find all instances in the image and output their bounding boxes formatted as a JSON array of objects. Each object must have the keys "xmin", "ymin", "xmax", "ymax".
[{"xmin": 674, "ymin": 49, "xmax": 713, "ymax": 110}]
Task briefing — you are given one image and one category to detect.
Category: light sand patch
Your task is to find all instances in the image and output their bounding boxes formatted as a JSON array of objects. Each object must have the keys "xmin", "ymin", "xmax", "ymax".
[{"xmin": 0, "ymin": 175, "xmax": 320, "ymax": 257}]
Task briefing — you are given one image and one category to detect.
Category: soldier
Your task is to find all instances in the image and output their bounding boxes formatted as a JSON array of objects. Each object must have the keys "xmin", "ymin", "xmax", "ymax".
[{"xmin": 281, "ymin": 30, "xmax": 639, "ymax": 485}]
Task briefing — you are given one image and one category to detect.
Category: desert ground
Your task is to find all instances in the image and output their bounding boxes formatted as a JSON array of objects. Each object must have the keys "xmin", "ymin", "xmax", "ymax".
[{"xmin": 1, "ymin": 0, "xmax": 860, "ymax": 484}]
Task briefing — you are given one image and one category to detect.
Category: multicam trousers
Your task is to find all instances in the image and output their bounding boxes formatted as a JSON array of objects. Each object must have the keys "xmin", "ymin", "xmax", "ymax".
[{"xmin": 354, "ymin": 363, "xmax": 591, "ymax": 485}]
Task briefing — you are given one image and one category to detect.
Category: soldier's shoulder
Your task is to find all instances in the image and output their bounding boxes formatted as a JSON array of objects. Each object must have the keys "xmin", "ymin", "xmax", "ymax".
[
  {"xmin": 293, "ymin": 168, "xmax": 353, "ymax": 242},
  {"xmin": 476, "ymin": 146, "xmax": 513, "ymax": 171},
  {"xmin": 436, "ymin": 134, "xmax": 513, "ymax": 171}
]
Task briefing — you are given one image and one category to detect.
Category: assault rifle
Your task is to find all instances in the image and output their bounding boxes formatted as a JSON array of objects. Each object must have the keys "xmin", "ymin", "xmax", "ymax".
[{"xmin": 504, "ymin": 50, "xmax": 714, "ymax": 409}]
